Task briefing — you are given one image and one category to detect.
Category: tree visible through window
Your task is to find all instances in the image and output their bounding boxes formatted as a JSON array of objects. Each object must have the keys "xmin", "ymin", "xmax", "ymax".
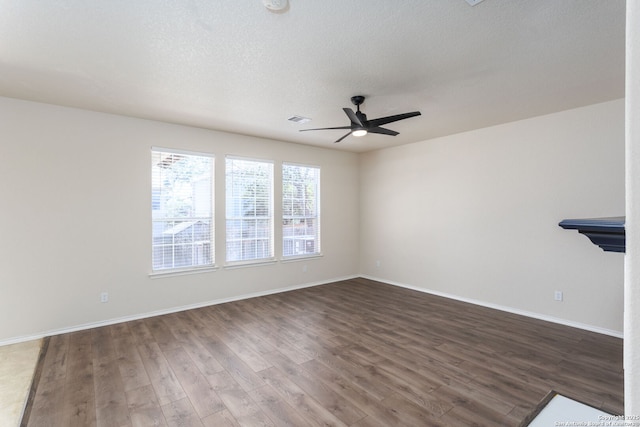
[
  {"xmin": 151, "ymin": 149, "xmax": 214, "ymax": 271},
  {"xmin": 283, "ymin": 163, "xmax": 320, "ymax": 257},
  {"xmin": 225, "ymin": 157, "xmax": 274, "ymax": 263}
]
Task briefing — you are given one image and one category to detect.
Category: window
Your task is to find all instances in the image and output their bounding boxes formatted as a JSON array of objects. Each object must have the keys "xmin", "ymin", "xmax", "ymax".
[
  {"xmin": 225, "ymin": 157, "xmax": 274, "ymax": 263},
  {"xmin": 151, "ymin": 149, "xmax": 214, "ymax": 271},
  {"xmin": 282, "ymin": 163, "xmax": 320, "ymax": 257}
]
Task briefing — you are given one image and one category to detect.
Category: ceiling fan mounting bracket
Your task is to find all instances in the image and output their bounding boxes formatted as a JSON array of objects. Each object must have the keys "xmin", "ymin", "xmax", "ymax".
[{"xmin": 351, "ymin": 95, "xmax": 365, "ymax": 107}]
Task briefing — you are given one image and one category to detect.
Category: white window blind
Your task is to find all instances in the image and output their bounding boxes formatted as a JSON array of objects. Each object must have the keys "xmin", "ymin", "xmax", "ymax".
[
  {"xmin": 225, "ymin": 157, "xmax": 274, "ymax": 263},
  {"xmin": 151, "ymin": 149, "xmax": 214, "ymax": 271},
  {"xmin": 282, "ymin": 163, "xmax": 320, "ymax": 257}
]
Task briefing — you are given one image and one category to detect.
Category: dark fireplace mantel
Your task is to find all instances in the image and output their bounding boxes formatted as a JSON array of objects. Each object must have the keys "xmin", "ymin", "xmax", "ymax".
[{"xmin": 558, "ymin": 216, "xmax": 625, "ymax": 253}]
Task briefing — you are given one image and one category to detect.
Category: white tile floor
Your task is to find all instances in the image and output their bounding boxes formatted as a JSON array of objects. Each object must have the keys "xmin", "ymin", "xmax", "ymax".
[
  {"xmin": 0, "ymin": 340, "xmax": 42, "ymax": 427},
  {"xmin": 527, "ymin": 394, "xmax": 613, "ymax": 426}
]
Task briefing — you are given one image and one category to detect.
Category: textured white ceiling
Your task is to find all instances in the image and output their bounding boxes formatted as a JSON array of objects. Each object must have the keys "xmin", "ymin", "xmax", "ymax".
[{"xmin": 0, "ymin": 0, "xmax": 625, "ymax": 152}]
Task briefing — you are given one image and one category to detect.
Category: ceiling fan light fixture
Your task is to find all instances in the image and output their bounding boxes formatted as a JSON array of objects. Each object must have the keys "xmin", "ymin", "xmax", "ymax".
[{"xmin": 352, "ymin": 129, "xmax": 368, "ymax": 137}]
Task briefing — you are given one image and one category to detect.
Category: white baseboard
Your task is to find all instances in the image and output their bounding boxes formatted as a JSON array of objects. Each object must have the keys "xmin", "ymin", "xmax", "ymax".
[
  {"xmin": 359, "ymin": 275, "xmax": 624, "ymax": 339},
  {"xmin": 0, "ymin": 275, "xmax": 359, "ymax": 347}
]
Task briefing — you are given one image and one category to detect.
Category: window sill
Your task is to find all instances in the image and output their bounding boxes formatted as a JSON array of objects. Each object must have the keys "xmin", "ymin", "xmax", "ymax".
[
  {"xmin": 149, "ymin": 265, "xmax": 218, "ymax": 279},
  {"xmin": 280, "ymin": 253, "xmax": 323, "ymax": 263},
  {"xmin": 223, "ymin": 259, "xmax": 278, "ymax": 270}
]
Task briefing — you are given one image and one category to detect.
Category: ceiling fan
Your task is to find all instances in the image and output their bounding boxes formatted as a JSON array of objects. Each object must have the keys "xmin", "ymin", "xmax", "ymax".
[{"xmin": 300, "ymin": 95, "xmax": 421, "ymax": 143}]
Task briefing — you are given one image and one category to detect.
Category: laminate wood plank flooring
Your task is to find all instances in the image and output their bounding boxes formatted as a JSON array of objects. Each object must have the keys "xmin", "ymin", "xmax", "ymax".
[{"xmin": 24, "ymin": 278, "xmax": 624, "ymax": 426}]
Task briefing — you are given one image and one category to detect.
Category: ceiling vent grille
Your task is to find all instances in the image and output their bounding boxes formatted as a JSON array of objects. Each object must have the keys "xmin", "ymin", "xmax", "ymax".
[{"xmin": 288, "ymin": 115, "xmax": 311, "ymax": 124}]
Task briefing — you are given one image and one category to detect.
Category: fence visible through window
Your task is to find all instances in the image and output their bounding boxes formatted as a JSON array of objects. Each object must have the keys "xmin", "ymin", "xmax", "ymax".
[{"xmin": 151, "ymin": 149, "xmax": 214, "ymax": 271}]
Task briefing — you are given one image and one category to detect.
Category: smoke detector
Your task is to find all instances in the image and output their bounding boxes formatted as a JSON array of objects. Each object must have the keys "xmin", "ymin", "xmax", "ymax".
[{"xmin": 262, "ymin": 0, "xmax": 288, "ymax": 11}]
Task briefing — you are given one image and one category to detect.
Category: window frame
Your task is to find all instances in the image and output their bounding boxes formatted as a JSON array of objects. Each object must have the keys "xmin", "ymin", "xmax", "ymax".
[
  {"xmin": 282, "ymin": 162, "xmax": 321, "ymax": 260},
  {"xmin": 224, "ymin": 156, "xmax": 275, "ymax": 266},
  {"xmin": 150, "ymin": 147, "xmax": 215, "ymax": 275}
]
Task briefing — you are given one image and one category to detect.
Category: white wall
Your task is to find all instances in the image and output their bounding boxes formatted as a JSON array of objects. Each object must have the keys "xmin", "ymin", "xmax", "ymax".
[
  {"xmin": 360, "ymin": 99, "xmax": 625, "ymax": 334},
  {"xmin": 0, "ymin": 95, "xmax": 626, "ymax": 344},
  {"xmin": 0, "ymin": 96, "xmax": 360, "ymax": 344}
]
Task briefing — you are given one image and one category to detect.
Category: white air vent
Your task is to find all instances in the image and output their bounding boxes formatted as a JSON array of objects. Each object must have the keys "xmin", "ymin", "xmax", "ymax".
[
  {"xmin": 288, "ymin": 115, "xmax": 311, "ymax": 124},
  {"xmin": 465, "ymin": 0, "xmax": 486, "ymax": 6}
]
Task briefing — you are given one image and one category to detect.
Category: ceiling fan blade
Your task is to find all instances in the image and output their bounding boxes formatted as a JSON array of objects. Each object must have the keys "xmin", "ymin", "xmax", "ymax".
[
  {"xmin": 368, "ymin": 126, "xmax": 399, "ymax": 136},
  {"xmin": 368, "ymin": 111, "xmax": 421, "ymax": 127},
  {"xmin": 343, "ymin": 108, "xmax": 363, "ymax": 127},
  {"xmin": 299, "ymin": 126, "xmax": 352, "ymax": 132},
  {"xmin": 335, "ymin": 132, "xmax": 352, "ymax": 143}
]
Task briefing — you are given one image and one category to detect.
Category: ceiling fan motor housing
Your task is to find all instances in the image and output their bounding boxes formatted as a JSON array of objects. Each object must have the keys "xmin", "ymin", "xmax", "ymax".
[{"xmin": 355, "ymin": 112, "xmax": 367, "ymax": 124}]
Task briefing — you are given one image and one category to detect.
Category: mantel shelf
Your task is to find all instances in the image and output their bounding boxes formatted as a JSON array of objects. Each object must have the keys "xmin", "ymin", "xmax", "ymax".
[{"xmin": 558, "ymin": 216, "xmax": 625, "ymax": 253}]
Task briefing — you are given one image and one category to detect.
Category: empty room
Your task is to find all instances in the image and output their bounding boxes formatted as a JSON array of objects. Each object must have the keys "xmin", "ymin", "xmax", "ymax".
[{"xmin": 2, "ymin": 0, "xmax": 639, "ymax": 426}]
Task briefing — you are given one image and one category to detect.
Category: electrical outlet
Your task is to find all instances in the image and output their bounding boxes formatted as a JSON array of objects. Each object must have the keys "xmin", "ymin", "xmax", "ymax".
[
  {"xmin": 302, "ymin": 264, "xmax": 308, "ymax": 273},
  {"xmin": 376, "ymin": 260, "xmax": 381, "ymax": 268},
  {"xmin": 554, "ymin": 291, "xmax": 563, "ymax": 302},
  {"xmin": 100, "ymin": 292, "xmax": 109, "ymax": 303}
]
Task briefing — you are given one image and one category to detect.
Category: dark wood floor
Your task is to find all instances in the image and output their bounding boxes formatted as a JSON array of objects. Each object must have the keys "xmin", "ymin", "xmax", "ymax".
[{"xmin": 23, "ymin": 278, "xmax": 623, "ymax": 426}]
